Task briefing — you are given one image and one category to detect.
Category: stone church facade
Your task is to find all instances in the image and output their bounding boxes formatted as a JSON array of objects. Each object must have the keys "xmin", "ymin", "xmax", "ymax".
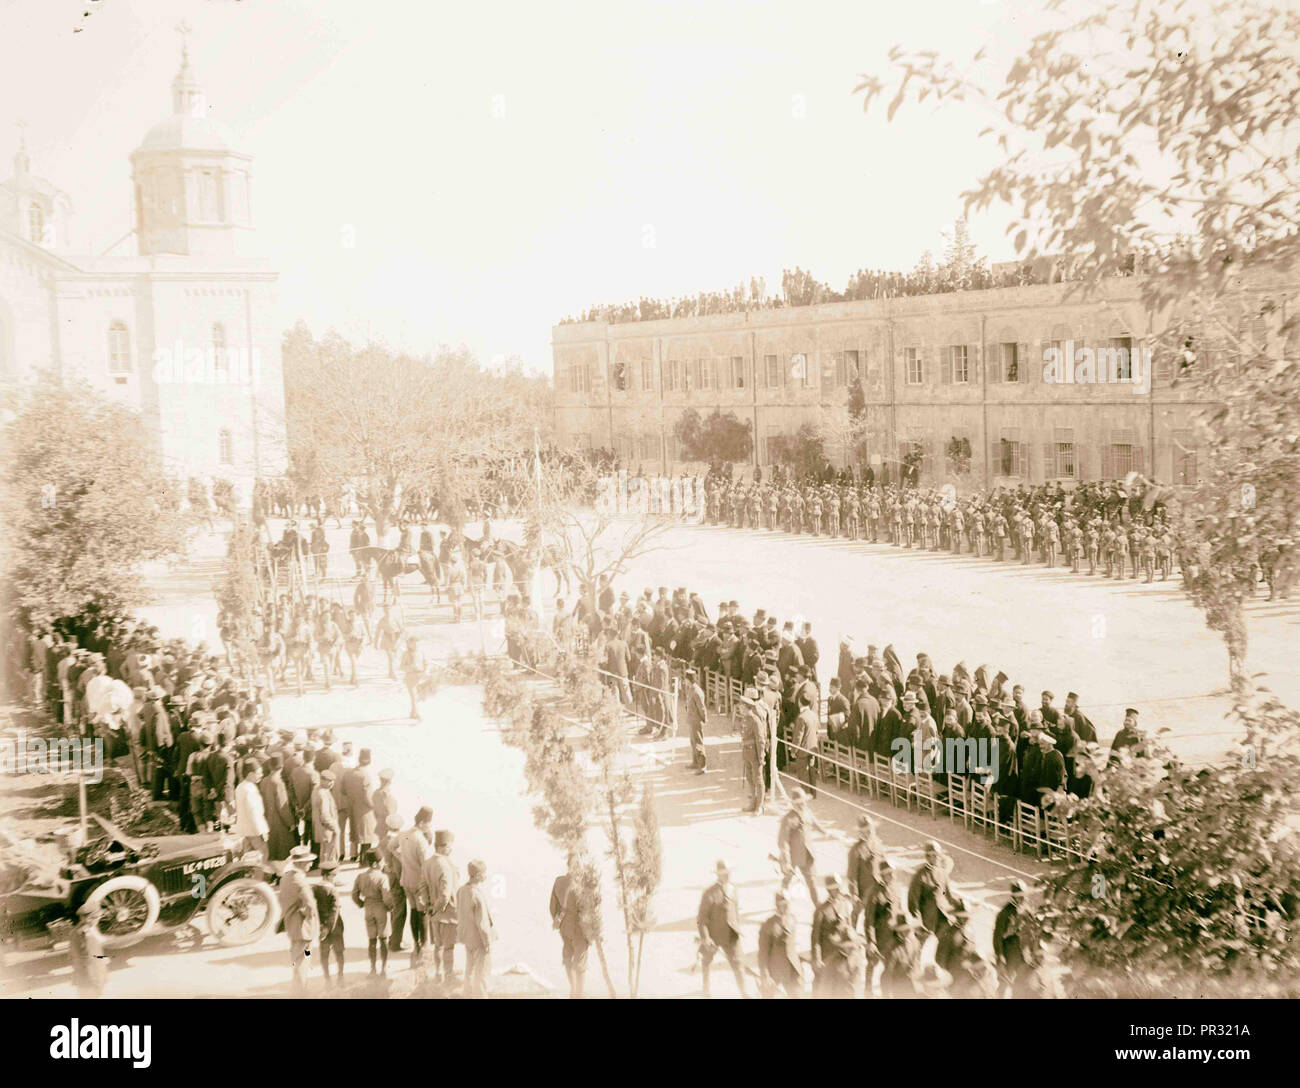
[{"xmin": 0, "ymin": 44, "xmax": 287, "ymax": 500}]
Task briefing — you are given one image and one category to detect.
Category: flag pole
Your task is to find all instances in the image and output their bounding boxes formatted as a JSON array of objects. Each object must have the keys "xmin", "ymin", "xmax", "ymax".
[{"xmin": 531, "ymin": 428, "xmax": 546, "ymax": 628}]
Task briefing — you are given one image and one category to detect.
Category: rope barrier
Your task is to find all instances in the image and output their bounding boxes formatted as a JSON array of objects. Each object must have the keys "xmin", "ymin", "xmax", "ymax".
[{"xmin": 772, "ymin": 730, "xmax": 1276, "ymax": 927}]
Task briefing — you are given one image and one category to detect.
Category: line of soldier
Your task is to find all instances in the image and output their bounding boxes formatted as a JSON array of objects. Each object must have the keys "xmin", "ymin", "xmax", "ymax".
[
  {"xmin": 701, "ymin": 476, "xmax": 1180, "ymax": 582},
  {"xmin": 698, "ymin": 825, "xmax": 1052, "ymax": 998}
]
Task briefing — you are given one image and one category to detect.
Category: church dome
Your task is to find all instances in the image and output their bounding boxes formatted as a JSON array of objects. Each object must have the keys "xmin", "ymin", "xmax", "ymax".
[
  {"xmin": 134, "ymin": 38, "xmax": 238, "ymax": 156},
  {"xmin": 137, "ymin": 113, "xmax": 233, "ymax": 153}
]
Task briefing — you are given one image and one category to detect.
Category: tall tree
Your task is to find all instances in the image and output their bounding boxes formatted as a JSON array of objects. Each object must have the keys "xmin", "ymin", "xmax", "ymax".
[
  {"xmin": 770, "ymin": 423, "xmax": 830, "ymax": 481},
  {"xmin": 939, "ymin": 217, "xmax": 987, "ymax": 291},
  {"xmin": 1037, "ymin": 689, "xmax": 1300, "ymax": 996},
  {"xmin": 673, "ymin": 409, "xmax": 753, "ymax": 465},
  {"xmin": 1, "ymin": 380, "xmax": 190, "ymax": 631}
]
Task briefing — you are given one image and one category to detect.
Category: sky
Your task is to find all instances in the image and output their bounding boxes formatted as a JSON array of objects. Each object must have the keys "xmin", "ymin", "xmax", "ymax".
[{"xmin": 2, "ymin": 0, "xmax": 1093, "ymax": 373}]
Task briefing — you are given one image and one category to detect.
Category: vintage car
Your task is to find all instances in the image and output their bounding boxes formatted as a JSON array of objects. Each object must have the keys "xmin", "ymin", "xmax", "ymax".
[{"xmin": 0, "ymin": 814, "xmax": 281, "ymax": 952}]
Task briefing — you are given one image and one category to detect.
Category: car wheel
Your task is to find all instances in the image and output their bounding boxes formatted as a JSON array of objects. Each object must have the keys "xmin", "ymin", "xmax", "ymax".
[
  {"xmin": 206, "ymin": 877, "xmax": 279, "ymax": 946},
  {"xmin": 82, "ymin": 875, "xmax": 162, "ymax": 950}
]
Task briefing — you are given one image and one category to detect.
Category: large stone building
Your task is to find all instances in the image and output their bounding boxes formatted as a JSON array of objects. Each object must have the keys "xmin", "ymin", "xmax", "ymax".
[
  {"xmin": 552, "ymin": 276, "xmax": 1281, "ymax": 490},
  {"xmin": 0, "ymin": 43, "xmax": 287, "ymax": 499}
]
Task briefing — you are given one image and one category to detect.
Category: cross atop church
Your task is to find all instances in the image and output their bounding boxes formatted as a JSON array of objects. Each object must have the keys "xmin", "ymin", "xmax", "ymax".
[
  {"xmin": 15, "ymin": 118, "xmax": 26, "ymax": 151},
  {"xmin": 175, "ymin": 19, "xmax": 192, "ymax": 61}
]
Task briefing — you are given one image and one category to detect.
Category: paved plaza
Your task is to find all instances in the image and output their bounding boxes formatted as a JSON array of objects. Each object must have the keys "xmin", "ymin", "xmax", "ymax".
[{"xmin": 5, "ymin": 514, "xmax": 1293, "ymax": 997}]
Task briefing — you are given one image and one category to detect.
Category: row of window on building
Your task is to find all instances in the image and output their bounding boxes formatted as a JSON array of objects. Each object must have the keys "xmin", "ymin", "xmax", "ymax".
[
  {"xmin": 562, "ymin": 337, "xmax": 1140, "ymax": 396},
  {"xmin": 582, "ymin": 426, "xmax": 1197, "ymax": 485},
  {"xmin": 106, "ymin": 321, "xmax": 232, "ymax": 375},
  {"xmin": 895, "ymin": 427, "xmax": 1196, "ymax": 484}
]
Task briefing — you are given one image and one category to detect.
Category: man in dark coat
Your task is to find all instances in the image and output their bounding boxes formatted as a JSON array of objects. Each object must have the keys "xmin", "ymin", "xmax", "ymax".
[
  {"xmin": 172, "ymin": 724, "xmax": 204, "ymax": 833},
  {"xmin": 1018, "ymin": 725, "xmax": 1044, "ymax": 807},
  {"xmin": 907, "ymin": 841, "xmax": 955, "ymax": 960},
  {"xmin": 1038, "ymin": 689, "xmax": 1061, "ymax": 727},
  {"xmin": 1060, "ymin": 691, "xmax": 1097, "ymax": 743},
  {"xmin": 550, "ymin": 856, "xmax": 593, "ymax": 999},
  {"xmin": 845, "ymin": 816, "xmax": 885, "ymax": 919},
  {"xmin": 203, "ymin": 732, "xmax": 236, "ymax": 826},
  {"xmin": 993, "ymin": 881, "xmax": 1040, "ymax": 996},
  {"xmin": 776, "ymin": 629, "xmax": 804, "ymax": 680},
  {"xmin": 795, "ymin": 622, "xmax": 820, "ymax": 684},
  {"xmin": 872, "ymin": 688, "xmax": 903, "ymax": 760},
  {"xmin": 1109, "ymin": 708, "xmax": 1147, "ymax": 763},
  {"xmin": 810, "ymin": 874, "xmax": 861, "ymax": 997},
  {"xmin": 757, "ymin": 890, "xmax": 802, "ymax": 998},
  {"xmin": 777, "ymin": 788, "xmax": 824, "ymax": 904},
  {"xmin": 311, "ymin": 872, "xmax": 346, "ymax": 988},
  {"xmin": 1035, "ymin": 731, "xmax": 1067, "ymax": 807},
  {"xmin": 683, "ymin": 668, "xmax": 709, "ymax": 773},
  {"xmin": 789, "ymin": 692, "xmax": 820, "ymax": 798},
  {"xmin": 862, "ymin": 860, "xmax": 906, "ymax": 987},
  {"xmin": 818, "ymin": 679, "xmax": 846, "ymax": 747},
  {"xmin": 697, "ymin": 861, "xmax": 747, "ymax": 997},
  {"xmin": 259, "ymin": 754, "xmax": 296, "ymax": 861},
  {"xmin": 849, "ymin": 680, "xmax": 880, "ymax": 753}
]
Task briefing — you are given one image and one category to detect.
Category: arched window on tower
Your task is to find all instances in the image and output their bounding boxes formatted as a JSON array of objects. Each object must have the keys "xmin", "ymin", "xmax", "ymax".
[
  {"xmin": 108, "ymin": 321, "xmax": 132, "ymax": 374},
  {"xmin": 212, "ymin": 323, "xmax": 227, "ymax": 369},
  {"xmin": 218, "ymin": 428, "xmax": 233, "ymax": 465},
  {"xmin": 28, "ymin": 202, "xmax": 44, "ymax": 244}
]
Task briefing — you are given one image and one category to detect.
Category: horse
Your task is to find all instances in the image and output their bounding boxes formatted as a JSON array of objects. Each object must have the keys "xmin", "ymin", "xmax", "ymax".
[
  {"xmin": 488, "ymin": 540, "xmax": 571, "ymax": 598},
  {"xmin": 354, "ymin": 545, "xmax": 420, "ymax": 602}
]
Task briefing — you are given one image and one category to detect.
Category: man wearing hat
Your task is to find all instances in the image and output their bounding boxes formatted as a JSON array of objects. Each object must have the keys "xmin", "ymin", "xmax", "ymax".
[
  {"xmin": 778, "ymin": 788, "xmax": 826, "ymax": 905},
  {"xmin": 372, "ymin": 768, "xmax": 398, "ymax": 835},
  {"xmin": 1061, "ymin": 692, "xmax": 1097, "ymax": 745},
  {"xmin": 682, "ymin": 667, "xmax": 709, "ymax": 773},
  {"xmin": 1039, "ymin": 690, "xmax": 1060, "ymax": 727},
  {"xmin": 811, "ymin": 873, "xmax": 862, "ymax": 997},
  {"xmin": 846, "ymin": 816, "xmax": 885, "ymax": 918},
  {"xmin": 1109, "ymin": 708, "xmax": 1146, "ymax": 763},
  {"xmin": 400, "ymin": 808, "xmax": 435, "ymax": 964},
  {"xmin": 233, "ymin": 759, "xmax": 270, "ymax": 857},
  {"xmin": 860, "ymin": 859, "xmax": 905, "ymax": 989},
  {"xmin": 457, "ymin": 859, "xmax": 495, "ymax": 998},
  {"xmin": 650, "ymin": 649, "xmax": 672, "ymax": 739},
  {"xmin": 757, "ymin": 889, "xmax": 802, "ymax": 998},
  {"xmin": 993, "ymin": 881, "xmax": 1040, "ymax": 997},
  {"xmin": 880, "ymin": 911, "xmax": 922, "ymax": 997},
  {"xmin": 1010, "ymin": 685, "xmax": 1028, "ymax": 735},
  {"xmin": 789, "ymin": 688, "xmax": 820, "ymax": 797},
  {"xmin": 934, "ymin": 898, "xmax": 978, "ymax": 975},
  {"xmin": 203, "ymin": 731, "xmax": 236, "ymax": 829},
  {"xmin": 795, "ymin": 622, "xmax": 820, "ymax": 685},
  {"xmin": 312, "ymin": 767, "xmax": 342, "ymax": 877},
  {"xmin": 341, "ymin": 748, "xmax": 377, "ymax": 864},
  {"xmin": 696, "ymin": 861, "xmax": 747, "ymax": 998},
  {"xmin": 1032, "ymin": 729, "xmax": 1066, "ymax": 807},
  {"xmin": 379, "ymin": 814, "xmax": 407, "ymax": 953},
  {"xmin": 908, "ymin": 842, "xmax": 956, "ymax": 961},
  {"xmin": 1017, "ymin": 717, "xmax": 1046, "ymax": 806},
  {"xmin": 892, "ymin": 691, "xmax": 921, "ymax": 770},
  {"xmin": 279, "ymin": 846, "xmax": 320, "ymax": 995},
  {"xmin": 259, "ymin": 754, "xmax": 296, "ymax": 862},
  {"xmin": 420, "ymin": 830, "xmax": 460, "ymax": 986},
  {"xmin": 141, "ymin": 685, "xmax": 175, "ymax": 801},
  {"xmin": 738, "ymin": 686, "xmax": 769, "ymax": 814},
  {"xmin": 549, "ymin": 854, "xmax": 593, "ymax": 998},
  {"xmin": 312, "ymin": 869, "xmax": 347, "ymax": 989}
]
